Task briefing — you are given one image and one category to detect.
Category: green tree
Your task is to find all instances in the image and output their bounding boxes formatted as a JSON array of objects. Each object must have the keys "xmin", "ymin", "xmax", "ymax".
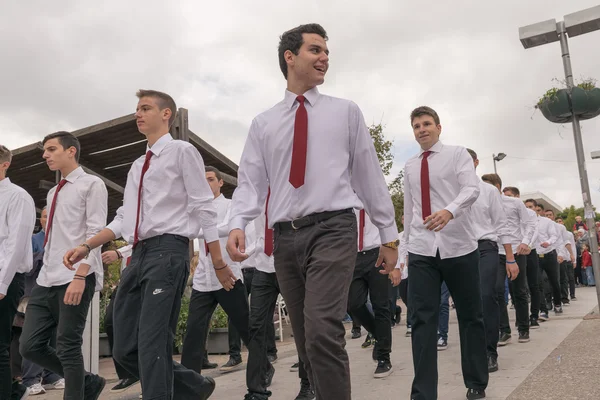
[{"xmin": 369, "ymin": 123, "xmax": 394, "ymax": 176}]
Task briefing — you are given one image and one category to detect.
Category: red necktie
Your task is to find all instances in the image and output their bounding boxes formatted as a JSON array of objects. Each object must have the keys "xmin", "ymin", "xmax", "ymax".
[
  {"xmin": 264, "ymin": 189, "xmax": 273, "ymax": 256},
  {"xmin": 359, "ymin": 210, "xmax": 365, "ymax": 251},
  {"xmin": 43, "ymin": 179, "xmax": 68, "ymax": 249},
  {"xmin": 133, "ymin": 151, "xmax": 153, "ymax": 247},
  {"xmin": 126, "ymin": 257, "xmax": 132, "ymax": 267},
  {"xmin": 289, "ymin": 95, "xmax": 308, "ymax": 188},
  {"xmin": 205, "ymin": 241, "xmax": 210, "ymax": 255},
  {"xmin": 421, "ymin": 151, "xmax": 432, "ymax": 219}
]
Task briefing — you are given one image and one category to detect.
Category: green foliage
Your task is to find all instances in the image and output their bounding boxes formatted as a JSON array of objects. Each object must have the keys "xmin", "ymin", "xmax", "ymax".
[
  {"xmin": 537, "ymin": 87, "xmax": 559, "ymax": 106},
  {"xmin": 559, "ymin": 205, "xmax": 600, "ymax": 233},
  {"xmin": 536, "ymin": 78, "xmax": 597, "ymax": 107},
  {"xmin": 210, "ymin": 305, "xmax": 229, "ymax": 329},
  {"xmin": 369, "ymin": 123, "xmax": 394, "ymax": 176},
  {"xmin": 175, "ymin": 295, "xmax": 190, "ymax": 353},
  {"xmin": 388, "ymin": 170, "xmax": 404, "ymax": 230},
  {"xmin": 577, "ymin": 79, "xmax": 597, "ymax": 91}
]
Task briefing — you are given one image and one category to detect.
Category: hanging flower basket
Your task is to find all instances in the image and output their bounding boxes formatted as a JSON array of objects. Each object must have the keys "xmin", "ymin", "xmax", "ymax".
[{"xmin": 537, "ymin": 84, "xmax": 600, "ymax": 124}]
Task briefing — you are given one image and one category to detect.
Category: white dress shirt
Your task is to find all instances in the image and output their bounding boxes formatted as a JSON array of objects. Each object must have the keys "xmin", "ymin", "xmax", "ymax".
[
  {"xmin": 108, "ymin": 134, "xmax": 218, "ymax": 245},
  {"xmin": 403, "ymin": 141, "xmax": 480, "ymax": 259},
  {"xmin": 555, "ymin": 223, "xmax": 573, "ymax": 260},
  {"xmin": 38, "ymin": 167, "xmax": 107, "ymax": 290},
  {"xmin": 240, "ymin": 220, "xmax": 257, "ymax": 270},
  {"xmin": 524, "ymin": 208, "xmax": 540, "ymax": 248},
  {"xmin": 356, "ymin": 210, "xmax": 381, "ymax": 252},
  {"xmin": 398, "ymin": 231, "xmax": 408, "ymax": 280},
  {"xmin": 228, "ymin": 87, "xmax": 398, "ymax": 244},
  {"xmin": 471, "ymin": 181, "xmax": 510, "ymax": 243},
  {"xmin": 118, "ymin": 244, "xmax": 133, "ymax": 272},
  {"xmin": 497, "ymin": 196, "xmax": 537, "ymax": 255},
  {"xmin": 0, "ymin": 178, "xmax": 36, "ymax": 295},
  {"xmin": 252, "ymin": 213, "xmax": 275, "ymax": 275},
  {"xmin": 535, "ymin": 216, "xmax": 560, "ymax": 255}
]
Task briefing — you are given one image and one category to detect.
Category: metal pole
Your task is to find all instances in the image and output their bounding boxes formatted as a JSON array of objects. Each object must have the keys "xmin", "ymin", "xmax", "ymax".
[
  {"xmin": 493, "ymin": 155, "xmax": 498, "ymax": 174},
  {"xmin": 558, "ymin": 21, "xmax": 600, "ymax": 307}
]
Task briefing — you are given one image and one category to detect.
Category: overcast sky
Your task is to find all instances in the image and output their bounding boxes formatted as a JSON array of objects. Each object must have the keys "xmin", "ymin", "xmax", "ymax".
[{"xmin": 2, "ymin": 0, "xmax": 600, "ymax": 210}]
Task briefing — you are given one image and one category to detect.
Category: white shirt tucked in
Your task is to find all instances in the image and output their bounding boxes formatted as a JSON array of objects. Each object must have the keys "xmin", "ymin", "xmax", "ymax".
[
  {"xmin": 403, "ymin": 141, "xmax": 480, "ymax": 259},
  {"xmin": 108, "ymin": 134, "xmax": 218, "ymax": 245},
  {"xmin": 470, "ymin": 181, "xmax": 510, "ymax": 243},
  {"xmin": 356, "ymin": 210, "xmax": 381, "ymax": 252},
  {"xmin": 497, "ymin": 196, "xmax": 537, "ymax": 256},
  {"xmin": 118, "ymin": 244, "xmax": 133, "ymax": 272},
  {"xmin": 0, "ymin": 178, "xmax": 36, "ymax": 295},
  {"xmin": 535, "ymin": 216, "xmax": 560, "ymax": 255},
  {"xmin": 228, "ymin": 87, "xmax": 398, "ymax": 244},
  {"xmin": 38, "ymin": 167, "xmax": 107, "ymax": 291}
]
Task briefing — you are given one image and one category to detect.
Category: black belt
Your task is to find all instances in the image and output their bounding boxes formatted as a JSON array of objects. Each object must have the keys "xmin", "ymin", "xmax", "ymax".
[
  {"xmin": 358, "ymin": 247, "xmax": 379, "ymax": 256},
  {"xmin": 274, "ymin": 208, "xmax": 353, "ymax": 232}
]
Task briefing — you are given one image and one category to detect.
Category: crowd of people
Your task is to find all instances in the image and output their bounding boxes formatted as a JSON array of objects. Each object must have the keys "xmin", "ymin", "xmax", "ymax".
[{"xmin": 0, "ymin": 22, "xmax": 597, "ymax": 400}]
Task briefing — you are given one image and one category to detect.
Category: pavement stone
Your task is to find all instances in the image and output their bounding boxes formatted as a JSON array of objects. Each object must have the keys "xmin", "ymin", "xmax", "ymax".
[{"xmin": 26, "ymin": 286, "xmax": 600, "ymax": 399}]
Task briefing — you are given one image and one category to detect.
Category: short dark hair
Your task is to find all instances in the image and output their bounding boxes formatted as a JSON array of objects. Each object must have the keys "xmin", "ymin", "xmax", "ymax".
[
  {"xmin": 466, "ymin": 148, "xmax": 477, "ymax": 161},
  {"xmin": 524, "ymin": 198, "xmax": 538, "ymax": 207},
  {"xmin": 481, "ymin": 173, "xmax": 502, "ymax": 189},
  {"xmin": 556, "ymin": 217, "xmax": 563, "ymax": 222},
  {"xmin": 205, "ymin": 166, "xmax": 223, "ymax": 182},
  {"xmin": 136, "ymin": 89, "xmax": 177, "ymax": 128},
  {"xmin": 537, "ymin": 203, "xmax": 545, "ymax": 211},
  {"xmin": 42, "ymin": 131, "xmax": 81, "ymax": 162},
  {"xmin": 410, "ymin": 106, "xmax": 441, "ymax": 126},
  {"xmin": 0, "ymin": 144, "xmax": 12, "ymax": 164},
  {"xmin": 546, "ymin": 209, "xmax": 555, "ymax": 216},
  {"xmin": 278, "ymin": 24, "xmax": 328, "ymax": 80},
  {"xmin": 503, "ymin": 186, "xmax": 520, "ymax": 196}
]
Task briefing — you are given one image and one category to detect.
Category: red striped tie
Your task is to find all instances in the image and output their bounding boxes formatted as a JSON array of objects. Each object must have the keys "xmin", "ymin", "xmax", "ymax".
[
  {"xmin": 133, "ymin": 151, "xmax": 153, "ymax": 247},
  {"xmin": 359, "ymin": 210, "xmax": 365, "ymax": 251},
  {"xmin": 421, "ymin": 151, "xmax": 432, "ymax": 219},
  {"xmin": 43, "ymin": 179, "xmax": 68, "ymax": 249},
  {"xmin": 289, "ymin": 95, "xmax": 308, "ymax": 188}
]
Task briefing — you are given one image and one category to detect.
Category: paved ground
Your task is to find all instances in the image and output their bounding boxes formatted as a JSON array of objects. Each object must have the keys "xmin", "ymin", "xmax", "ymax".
[{"xmin": 30, "ymin": 287, "xmax": 600, "ymax": 399}]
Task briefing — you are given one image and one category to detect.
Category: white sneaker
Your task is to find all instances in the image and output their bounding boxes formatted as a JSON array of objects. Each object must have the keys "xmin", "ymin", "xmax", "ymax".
[
  {"xmin": 43, "ymin": 378, "xmax": 65, "ymax": 390},
  {"xmin": 28, "ymin": 383, "xmax": 45, "ymax": 395}
]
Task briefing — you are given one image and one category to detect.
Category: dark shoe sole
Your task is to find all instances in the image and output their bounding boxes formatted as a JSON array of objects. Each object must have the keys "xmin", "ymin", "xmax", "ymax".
[
  {"xmin": 199, "ymin": 377, "xmax": 216, "ymax": 400},
  {"xmin": 373, "ymin": 366, "xmax": 394, "ymax": 379},
  {"xmin": 110, "ymin": 379, "xmax": 140, "ymax": 393},
  {"xmin": 488, "ymin": 365, "xmax": 498, "ymax": 373}
]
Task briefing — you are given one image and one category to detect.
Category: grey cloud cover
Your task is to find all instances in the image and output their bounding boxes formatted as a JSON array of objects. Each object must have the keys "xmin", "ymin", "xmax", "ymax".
[{"xmin": 2, "ymin": 0, "xmax": 600, "ymax": 209}]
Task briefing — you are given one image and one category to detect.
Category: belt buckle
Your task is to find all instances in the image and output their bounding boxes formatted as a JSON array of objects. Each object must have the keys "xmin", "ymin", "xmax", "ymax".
[{"xmin": 291, "ymin": 218, "xmax": 300, "ymax": 230}]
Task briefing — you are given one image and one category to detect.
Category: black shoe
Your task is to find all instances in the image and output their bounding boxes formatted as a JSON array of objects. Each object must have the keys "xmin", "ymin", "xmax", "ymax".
[
  {"xmin": 361, "ymin": 333, "xmax": 374, "ymax": 348},
  {"xmin": 199, "ymin": 376, "xmax": 216, "ymax": 400},
  {"xmin": 295, "ymin": 379, "xmax": 315, "ymax": 400},
  {"xmin": 244, "ymin": 392, "xmax": 270, "ymax": 400},
  {"xmin": 351, "ymin": 327, "xmax": 361, "ymax": 339},
  {"xmin": 84, "ymin": 375, "xmax": 106, "ymax": 400},
  {"xmin": 538, "ymin": 312, "xmax": 549, "ymax": 321},
  {"xmin": 466, "ymin": 388, "xmax": 486, "ymax": 399},
  {"xmin": 290, "ymin": 362, "xmax": 299, "ymax": 372},
  {"xmin": 395, "ymin": 307, "xmax": 402, "ymax": 324},
  {"xmin": 530, "ymin": 317, "xmax": 540, "ymax": 329},
  {"xmin": 110, "ymin": 377, "xmax": 140, "ymax": 393},
  {"xmin": 487, "ymin": 356, "xmax": 498, "ymax": 373},
  {"xmin": 562, "ymin": 300, "xmax": 570, "ymax": 306},
  {"xmin": 264, "ymin": 364, "xmax": 275, "ymax": 387},
  {"xmin": 498, "ymin": 332, "xmax": 511, "ymax": 346},
  {"xmin": 267, "ymin": 353, "xmax": 278, "ymax": 364},
  {"xmin": 554, "ymin": 305, "xmax": 563, "ymax": 314},
  {"xmin": 437, "ymin": 337, "xmax": 448, "ymax": 351},
  {"xmin": 518, "ymin": 331, "xmax": 530, "ymax": 343},
  {"xmin": 202, "ymin": 360, "xmax": 218, "ymax": 369},
  {"xmin": 220, "ymin": 358, "xmax": 243, "ymax": 373},
  {"xmin": 373, "ymin": 359, "xmax": 393, "ymax": 378},
  {"xmin": 11, "ymin": 383, "xmax": 29, "ymax": 400}
]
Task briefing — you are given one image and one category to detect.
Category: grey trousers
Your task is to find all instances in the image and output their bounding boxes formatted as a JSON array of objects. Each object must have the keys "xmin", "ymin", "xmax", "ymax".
[{"xmin": 274, "ymin": 211, "xmax": 357, "ymax": 400}]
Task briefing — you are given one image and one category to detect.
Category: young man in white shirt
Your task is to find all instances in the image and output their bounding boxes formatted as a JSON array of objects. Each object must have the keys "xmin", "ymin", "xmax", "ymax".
[
  {"xmin": 0, "ymin": 144, "xmax": 36, "ymax": 400},
  {"xmin": 64, "ymin": 90, "xmax": 223, "ymax": 400},
  {"xmin": 403, "ymin": 106, "xmax": 487, "ymax": 400},
  {"xmin": 347, "ymin": 209, "xmax": 400, "ymax": 378},
  {"xmin": 226, "ymin": 24, "xmax": 398, "ymax": 400},
  {"xmin": 556, "ymin": 217, "xmax": 577, "ymax": 301},
  {"xmin": 545, "ymin": 210, "xmax": 575, "ymax": 306},
  {"xmin": 19, "ymin": 132, "xmax": 107, "ymax": 400}
]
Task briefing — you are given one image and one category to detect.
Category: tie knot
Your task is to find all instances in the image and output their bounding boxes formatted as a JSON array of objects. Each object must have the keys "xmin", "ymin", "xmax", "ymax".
[
  {"xmin": 145, "ymin": 151, "xmax": 153, "ymax": 160},
  {"xmin": 296, "ymin": 95, "xmax": 305, "ymax": 104},
  {"xmin": 58, "ymin": 179, "xmax": 67, "ymax": 188},
  {"xmin": 422, "ymin": 151, "xmax": 431, "ymax": 159}
]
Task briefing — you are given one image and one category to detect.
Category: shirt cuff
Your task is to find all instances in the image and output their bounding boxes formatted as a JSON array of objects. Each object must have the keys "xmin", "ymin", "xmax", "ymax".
[
  {"xmin": 379, "ymin": 226, "xmax": 399, "ymax": 244},
  {"xmin": 444, "ymin": 205, "xmax": 458, "ymax": 219},
  {"xmin": 202, "ymin": 226, "xmax": 219, "ymax": 244},
  {"xmin": 229, "ymin": 217, "xmax": 247, "ymax": 233},
  {"xmin": 0, "ymin": 283, "xmax": 7, "ymax": 296}
]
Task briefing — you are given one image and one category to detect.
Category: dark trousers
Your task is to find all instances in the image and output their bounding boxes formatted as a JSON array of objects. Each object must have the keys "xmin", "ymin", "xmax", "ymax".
[
  {"xmin": 111, "ymin": 234, "xmax": 204, "ymax": 400},
  {"xmin": 477, "ymin": 241, "xmax": 500, "ymax": 359},
  {"xmin": 560, "ymin": 261, "xmax": 575, "ymax": 302},
  {"xmin": 20, "ymin": 275, "xmax": 95, "ymax": 400},
  {"xmin": 347, "ymin": 248, "xmax": 392, "ymax": 361},
  {"xmin": 0, "ymin": 274, "xmax": 24, "ymax": 400},
  {"xmin": 538, "ymin": 250, "xmax": 562, "ymax": 310},
  {"xmin": 104, "ymin": 285, "xmax": 133, "ymax": 380},
  {"xmin": 398, "ymin": 278, "xmax": 411, "ymax": 328},
  {"xmin": 274, "ymin": 212, "xmax": 357, "ymax": 400},
  {"xmin": 21, "ymin": 322, "xmax": 61, "ymax": 388},
  {"xmin": 228, "ymin": 268, "xmax": 277, "ymax": 362},
  {"xmin": 408, "ymin": 250, "xmax": 488, "ymax": 400},
  {"xmin": 497, "ymin": 254, "xmax": 529, "ymax": 335},
  {"xmin": 525, "ymin": 250, "xmax": 540, "ymax": 320}
]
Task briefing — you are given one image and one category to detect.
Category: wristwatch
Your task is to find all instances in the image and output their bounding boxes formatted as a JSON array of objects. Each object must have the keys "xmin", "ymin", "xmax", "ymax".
[{"xmin": 382, "ymin": 239, "xmax": 400, "ymax": 250}]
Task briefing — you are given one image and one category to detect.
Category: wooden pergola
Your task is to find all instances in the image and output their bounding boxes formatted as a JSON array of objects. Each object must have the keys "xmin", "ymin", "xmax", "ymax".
[{"xmin": 8, "ymin": 108, "xmax": 239, "ymax": 222}]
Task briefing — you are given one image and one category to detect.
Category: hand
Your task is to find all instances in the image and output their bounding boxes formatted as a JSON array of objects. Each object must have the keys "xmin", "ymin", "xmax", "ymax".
[
  {"xmin": 64, "ymin": 246, "xmax": 88, "ymax": 270},
  {"xmin": 506, "ymin": 261, "xmax": 519, "ymax": 281},
  {"xmin": 423, "ymin": 210, "xmax": 453, "ymax": 232},
  {"xmin": 571, "ymin": 254, "xmax": 576, "ymax": 264},
  {"xmin": 215, "ymin": 266, "xmax": 237, "ymax": 291},
  {"xmin": 102, "ymin": 250, "xmax": 119, "ymax": 264},
  {"xmin": 227, "ymin": 229, "xmax": 249, "ymax": 262},
  {"xmin": 376, "ymin": 245, "xmax": 399, "ymax": 274},
  {"xmin": 541, "ymin": 242, "xmax": 550, "ymax": 248},
  {"xmin": 389, "ymin": 269, "xmax": 402, "ymax": 287},
  {"xmin": 64, "ymin": 279, "xmax": 86, "ymax": 305},
  {"xmin": 516, "ymin": 244, "xmax": 529, "ymax": 255},
  {"xmin": 0, "ymin": 294, "xmax": 5, "ymax": 300},
  {"xmin": 558, "ymin": 256, "xmax": 564, "ymax": 263}
]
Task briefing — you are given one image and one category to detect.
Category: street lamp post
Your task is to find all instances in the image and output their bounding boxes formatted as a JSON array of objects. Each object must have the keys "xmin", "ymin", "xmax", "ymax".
[
  {"xmin": 519, "ymin": 5, "xmax": 600, "ymax": 308},
  {"xmin": 493, "ymin": 153, "xmax": 506, "ymax": 174}
]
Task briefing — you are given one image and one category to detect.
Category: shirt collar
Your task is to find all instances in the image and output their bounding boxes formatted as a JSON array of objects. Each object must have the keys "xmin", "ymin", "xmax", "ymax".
[
  {"xmin": 419, "ymin": 140, "xmax": 443, "ymax": 157},
  {"xmin": 283, "ymin": 86, "xmax": 320, "ymax": 109},
  {"xmin": 63, "ymin": 166, "xmax": 85, "ymax": 183},
  {"xmin": 0, "ymin": 177, "xmax": 11, "ymax": 189},
  {"xmin": 147, "ymin": 133, "xmax": 173, "ymax": 157}
]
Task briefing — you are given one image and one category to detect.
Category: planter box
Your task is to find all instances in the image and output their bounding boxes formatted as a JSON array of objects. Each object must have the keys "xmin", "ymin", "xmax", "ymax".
[
  {"xmin": 539, "ymin": 87, "xmax": 600, "ymax": 123},
  {"xmin": 99, "ymin": 333, "xmax": 111, "ymax": 357},
  {"xmin": 207, "ymin": 328, "xmax": 229, "ymax": 355}
]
